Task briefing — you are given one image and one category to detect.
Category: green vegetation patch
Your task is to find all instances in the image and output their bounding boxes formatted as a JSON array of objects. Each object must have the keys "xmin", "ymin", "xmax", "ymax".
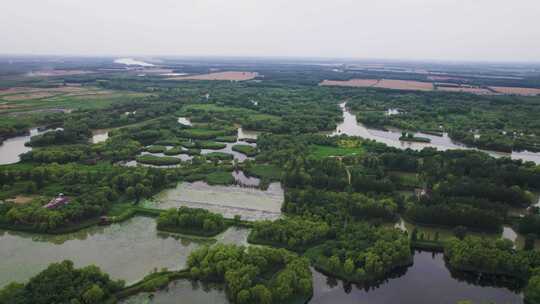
[
  {"xmin": 215, "ymin": 136, "xmax": 238, "ymax": 142},
  {"xmin": 157, "ymin": 207, "xmax": 227, "ymax": 237},
  {"xmin": 205, "ymin": 171, "xmax": 235, "ymax": 185},
  {"xmin": 163, "ymin": 146, "xmax": 183, "ymax": 155},
  {"xmin": 188, "ymin": 244, "xmax": 312, "ymax": 304},
  {"xmin": 243, "ymin": 163, "xmax": 283, "ymax": 181},
  {"xmin": 249, "ymin": 218, "xmax": 330, "ymax": 252},
  {"xmin": 136, "ymin": 154, "xmax": 182, "ymax": 166},
  {"xmin": 0, "ymin": 260, "xmax": 124, "ymax": 304},
  {"xmin": 232, "ymin": 144, "xmax": 258, "ymax": 156},
  {"xmin": 195, "ymin": 141, "xmax": 227, "ymax": 150},
  {"xmin": 204, "ymin": 152, "xmax": 234, "ymax": 161},
  {"xmin": 304, "ymin": 224, "xmax": 412, "ymax": 283},
  {"xmin": 145, "ymin": 145, "xmax": 167, "ymax": 153},
  {"xmin": 180, "ymin": 128, "xmax": 234, "ymax": 140},
  {"xmin": 309, "ymin": 144, "xmax": 364, "ymax": 159}
]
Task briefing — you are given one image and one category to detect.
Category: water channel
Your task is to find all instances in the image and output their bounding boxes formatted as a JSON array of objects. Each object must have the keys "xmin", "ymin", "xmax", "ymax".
[{"xmin": 334, "ymin": 102, "xmax": 540, "ymax": 164}]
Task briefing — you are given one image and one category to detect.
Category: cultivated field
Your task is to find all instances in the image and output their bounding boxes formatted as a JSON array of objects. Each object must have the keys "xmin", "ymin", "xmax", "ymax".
[
  {"xmin": 27, "ymin": 70, "xmax": 95, "ymax": 77},
  {"xmin": 167, "ymin": 71, "xmax": 259, "ymax": 81},
  {"xmin": 0, "ymin": 86, "xmax": 148, "ymax": 114},
  {"xmin": 490, "ymin": 86, "xmax": 540, "ymax": 96},
  {"xmin": 374, "ymin": 79, "xmax": 434, "ymax": 91},
  {"xmin": 321, "ymin": 78, "xmax": 434, "ymax": 91},
  {"xmin": 437, "ymin": 86, "xmax": 493, "ymax": 95},
  {"xmin": 320, "ymin": 79, "xmax": 379, "ymax": 87}
]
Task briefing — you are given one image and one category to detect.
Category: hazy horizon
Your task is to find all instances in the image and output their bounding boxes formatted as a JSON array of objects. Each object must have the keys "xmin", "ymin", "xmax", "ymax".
[{"xmin": 2, "ymin": 0, "xmax": 540, "ymax": 62}]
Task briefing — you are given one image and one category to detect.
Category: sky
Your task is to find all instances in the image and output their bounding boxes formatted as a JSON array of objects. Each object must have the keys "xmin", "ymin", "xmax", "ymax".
[{"xmin": 2, "ymin": 0, "xmax": 540, "ymax": 62}]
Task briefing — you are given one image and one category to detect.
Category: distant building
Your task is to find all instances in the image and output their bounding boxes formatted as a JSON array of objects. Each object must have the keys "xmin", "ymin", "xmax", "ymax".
[
  {"xmin": 44, "ymin": 193, "xmax": 70, "ymax": 209},
  {"xmin": 414, "ymin": 188, "xmax": 431, "ymax": 200}
]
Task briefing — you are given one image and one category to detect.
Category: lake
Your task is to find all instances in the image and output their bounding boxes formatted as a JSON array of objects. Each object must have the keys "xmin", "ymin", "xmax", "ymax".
[
  {"xmin": 120, "ymin": 250, "xmax": 522, "ymax": 304},
  {"xmin": 0, "ymin": 217, "xmax": 249, "ymax": 288}
]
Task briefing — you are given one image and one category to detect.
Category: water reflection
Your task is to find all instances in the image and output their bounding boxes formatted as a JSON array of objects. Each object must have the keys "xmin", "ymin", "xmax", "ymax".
[
  {"xmin": 310, "ymin": 251, "xmax": 523, "ymax": 304},
  {"xmin": 0, "ymin": 217, "xmax": 248, "ymax": 288},
  {"xmin": 121, "ymin": 280, "xmax": 229, "ymax": 304}
]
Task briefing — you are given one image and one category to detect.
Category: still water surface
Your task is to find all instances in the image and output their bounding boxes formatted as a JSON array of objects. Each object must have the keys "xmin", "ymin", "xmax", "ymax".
[
  {"xmin": 0, "ymin": 217, "xmax": 249, "ymax": 288},
  {"xmin": 310, "ymin": 251, "xmax": 522, "ymax": 304},
  {"xmin": 149, "ymin": 181, "xmax": 283, "ymax": 221},
  {"xmin": 120, "ymin": 250, "xmax": 522, "ymax": 304}
]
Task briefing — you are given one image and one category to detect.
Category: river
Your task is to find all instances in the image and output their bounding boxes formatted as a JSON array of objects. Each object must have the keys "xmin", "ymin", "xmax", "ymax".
[
  {"xmin": 334, "ymin": 102, "xmax": 540, "ymax": 164},
  {"xmin": 0, "ymin": 127, "xmax": 61, "ymax": 165}
]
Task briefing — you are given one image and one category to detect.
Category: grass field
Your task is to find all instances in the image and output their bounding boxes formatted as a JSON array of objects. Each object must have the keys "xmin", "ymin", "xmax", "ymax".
[
  {"xmin": 0, "ymin": 86, "xmax": 149, "ymax": 114},
  {"xmin": 243, "ymin": 164, "xmax": 283, "ymax": 181},
  {"xmin": 181, "ymin": 104, "xmax": 281, "ymax": 123},
  {"xmin": 308, "ymin": 144, "xmax": 364, "ymax": 159},
  {"xmin": 205, "ymin": 171, "xmax": 235, "ymax": 185}
]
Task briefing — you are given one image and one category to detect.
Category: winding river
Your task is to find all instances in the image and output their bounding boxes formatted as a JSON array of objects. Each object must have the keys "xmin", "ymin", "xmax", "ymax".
[
  {"xmin": 0, "ymin": 128, "xmax": 51, "ymax": 165},
  {"xmin": 334, "ymin": 102, "xmax": 540, "ymax": 164}
]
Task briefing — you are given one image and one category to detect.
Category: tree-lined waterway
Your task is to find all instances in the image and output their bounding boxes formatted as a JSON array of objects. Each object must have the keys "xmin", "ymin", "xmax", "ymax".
[{"xmin": 334, "ymin": 102, "xmax": 540, "ymax": 164}]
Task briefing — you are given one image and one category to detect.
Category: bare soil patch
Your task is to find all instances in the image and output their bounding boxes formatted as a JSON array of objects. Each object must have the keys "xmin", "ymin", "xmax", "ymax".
[
  {"xmin": 28, "ymin": 70, "xmax": 95, "ymax": 77},
  {"xmin": 168, "ymin": 71, "xmax": 259, "ymax": 81},
  {"xmin": 320, "ymin": 79, "xmax": 379, "ymax": 87},
  {"xmin": 0, "ymin": 104, "xmax": 22, "ymax": 110},
  {"xmin": 6, "ymin": 195, "xmax": 38, "ymax": 205},
  {"xmin": 428, "ymin": 76, "xmax": 467, "ymax": 81},
  {"xmin": 374, "ymin": 79, "xmax": 434, "ymax": 91},
  {"xmin": 320, "ymin": 79, "xmax": 433, "ymax": 91},
  {"xmin": 489, "ymin": 86, "xmax": 540, "ymax": 96},
  {"xmin": 437, "ymin": 86, "xmax": 493, "ymax": 95},
  {"xmin": 3, "ymin": 92, "xmax": 59, "ymax": 101}
]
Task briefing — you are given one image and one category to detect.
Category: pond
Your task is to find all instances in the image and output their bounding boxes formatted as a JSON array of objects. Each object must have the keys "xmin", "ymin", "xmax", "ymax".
[
  {"xmin": 0, "ymin": 217, "xmax": 249, "ymax": 288},
  {"xmin": 310, "ymin": 250, "xmax": 523, "ymax": 304},
  {"xmin": 237, "ymin": 127, "xmax": 259, "ymax": 140},
  {"xmin": 148, "ymin": 181, "xmax": 283, "ymax": 221},
  {"xmin": 231, "ymin": 170, "xmax": 261, "ymax": 187},
  {"xmin": 127, "ymin": 127, "xmax": 257, "ymax": 167},
  {"xmin": 335, "ymin": 102, "xmax": 540, "ymax": 164},
  {"xmin": 200, "ymin": 139, "xmax": 256, "ymax": 162}
]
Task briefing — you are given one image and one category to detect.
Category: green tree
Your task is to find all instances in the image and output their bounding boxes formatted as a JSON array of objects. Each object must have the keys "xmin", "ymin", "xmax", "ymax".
[{"xmin": 82, "ymin": 284, "xmax": 104, "ymax": 304}]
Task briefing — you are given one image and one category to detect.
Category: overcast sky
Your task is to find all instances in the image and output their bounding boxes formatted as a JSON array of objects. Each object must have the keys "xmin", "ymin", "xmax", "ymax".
[{"xmin": 2, "ymin": 0, "xmax": 539, "ymax": 62}]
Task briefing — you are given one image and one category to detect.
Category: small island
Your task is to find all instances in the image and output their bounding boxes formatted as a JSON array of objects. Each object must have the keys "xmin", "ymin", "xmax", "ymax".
[{"xmin": 399, "ymin": 132, "xmax": 431, "ymax": 143}]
